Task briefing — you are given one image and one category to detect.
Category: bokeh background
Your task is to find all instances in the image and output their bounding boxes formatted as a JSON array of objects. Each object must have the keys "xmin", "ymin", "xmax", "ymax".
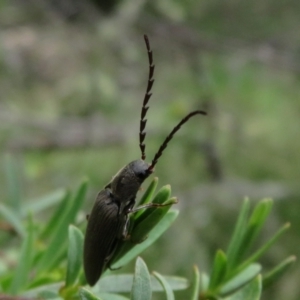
[{"xmin": 0, "ymin": 0, "xmax": 299, "ymax": 299}]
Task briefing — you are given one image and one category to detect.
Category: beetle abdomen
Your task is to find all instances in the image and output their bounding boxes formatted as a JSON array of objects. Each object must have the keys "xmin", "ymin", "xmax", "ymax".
[{"xmin": 83, "ymin": 189, "xmax": 120, "ymax": 285}]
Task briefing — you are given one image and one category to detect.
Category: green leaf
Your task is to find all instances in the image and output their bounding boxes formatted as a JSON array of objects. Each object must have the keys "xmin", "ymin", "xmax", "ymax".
[
  {"xmin": 225, "ymin": 275, "xmax": 262, "ymax": 300},
  {"xmin": 37, "ymin": 291, "xmax": 61, "ymax": 300},
  {"xmin": 151, "ymin": 185, "xmax": 171, "ymax": 205},
  {"xmin": 111, "ymin": 187, "xmax": 176, "ymax": 264},
  {"xmin": 189, "ymin": 265, "xmax": 200, "ymax": 300},
  {"xmin": 236, "ymin": 199, "xmax": 273, "ymax": 262},
  {"xmin": 66, "ymin": 225, "xmax": 84, "ymax": 287},
  {"xmin": 208, "ymin": 250, "xmax": 227, "ymax": 291},
  {"xmin": 134, "ymin": 185, "xmax": 171, "ymax": 226},
  {"xmin": 20, "ymin": 282, "xmax": 62, "ymax": 298},
  {"xmin": 79, "ymin": 287, "xmax": 103, "ymax": 300},
  {"xmin": 39, "ymin": 190, "xmax": 71, "ymax": 239},
  {"xmin": 26, "ymin": 276, "xmax": 60, "ymax": 289},
  {"xmin": 0, "ymin": 203, "xmax": 25, "ymax": 237},
  {"xmin": 220, "ymin": 263, "xmax": 261, "ymax": 297},
  {"xmin": 152, "ymin": 275, "xmax": 188, "ymax": 291},
  {"xmin": 153, "ymin": 271, "xmax": 174, "ymax": 300},
  {"xmin": 44, "ymin": 245, "xmax": 68, "ymax": 273},
  {"xmin": 23, "ymin": 189, "xmax": 66, "ymax": 216},
  {"xmin": 131, "ymin": 257, "xmax": 152, "ymax": 300},
  {"xmin": 226, "ymin": 198, "xmax": 250, "ymax": 270},
  {"xmin": 199, "ymin": 272, "xmax": 209, "ymax": 295},
  {"xmin": 4, "ymin": 154, "xmax": 21, "ymax": 215},
  {"xmin": 130, "ymin": 198, "xmax": 177, "ymax": 243},
  {"xmin": 8, "ymin": 214, "xmax": 35, "ymax": 294},
  {"xmin": 97, "ymin": 274, "xmax": 188, "ymax": 293},
  {"xmin": 112, "ymin": 210, "xmax": 179, "ymax": 268},
  {"xmin": 36, "ymin": 179, "xmax": 88, "ymax": 273},
  {"xmin": 263, "ymin": 255, "xmax": 296, "ymax": 289},
  {"xmin": 235, "ymin": 223, "xmax": 290, "ymax": 273},
  {"xmin": 135, "ymin": 177, "xmax": 158, "ymax": 209},
  {"xmin": 98, "ymin": 294, "xmax": 129, "ymax": 300}
]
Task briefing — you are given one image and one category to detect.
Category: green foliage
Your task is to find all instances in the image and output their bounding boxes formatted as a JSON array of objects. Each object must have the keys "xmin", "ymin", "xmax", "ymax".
[
  {"xmin": 0, "ymin": 1, "xmax": 299, "ymax": 298},
  {"xmin": 66, "ymin": 225, "xmax": 84, "ymax": 287},
  {"xmin": 190, "ymin": 199, "xmax": 295, "ymax": 300},
  {"xmin": 0, "ymin": 168, "xmax": 295, "ymax": 300},
  {"xmin": 0, "ymin": 176, "xmax": 182, "ymax": 299},
  {"xmin": 131, "ymin": 257, "xmax": 152, "ymax": 300},
  {"xmin": 8, "ymin": 214, "xmax": 35, "ymax": 294}
]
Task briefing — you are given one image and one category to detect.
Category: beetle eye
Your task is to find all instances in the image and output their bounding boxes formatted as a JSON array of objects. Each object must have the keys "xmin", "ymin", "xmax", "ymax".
[
  {"xmin": 130, "ymin": 160, "xmax": 151, "ymax": 180},
  {"xmin": 135, "ymin": 169, "xmax": 149, "ymax": 179}
]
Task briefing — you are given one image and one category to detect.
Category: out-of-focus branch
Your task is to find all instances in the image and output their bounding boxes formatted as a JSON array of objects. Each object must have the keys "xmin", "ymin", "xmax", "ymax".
[
  {"xmin": 145, "ymin": 20, "xmax": 300, "ymax": 73},
  {"xmin": 0, "ymin": 113, "xmax": 125, "ymax": 151}
]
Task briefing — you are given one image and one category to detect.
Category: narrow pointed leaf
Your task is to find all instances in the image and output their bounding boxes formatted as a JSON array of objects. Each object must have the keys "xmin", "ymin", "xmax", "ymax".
[
  {"xmin": 235, "ymin": 223, "xmax": 290, "ymax": 273},
  {"xmin": 226, "ymin": 199, "xmax": 250, "ymax": 270},
  {"xmin": 236, "ymin": 199, "xmax": 273, "ymax": 261},
  {"xmin": 66, "ymin": 225, "xmax": 84, "ymax": 287},
  {"xmin": 134, "ymin": 185, "xmax": 171, "ymax": 226},
  {"xmin": 79, "ymin": 287, "xmax": 103, "ymax": 300},
  {"xmin": 189, "ymin": 265, "xmax": 200, "ymax": 300},
  {"xmin": 37, "ymin": 179, "xmax": 88, "ymax": 273},
  {"xmin": 20, "ymin": 282, "xmax": 62, "ymax": 297},
  {"xmin": 153, "ymin": 272, "xmax": 174, "ymax": 300},
  {"xmin": 208, "ymin": 250, "xmax": 227, "ymax": 291},
  {"xmin": 4, "ymin": 154, "xmax": 21, "ymax": 214},
  {"xmin": 131, "ymin": 198, "xmax": 177, "ymax": 242},
  {"xmin": 262, "ymin": 256, "xmax": 296, "ymax": 289},
  {"xmin": 97, "ymin": 274, "xmax": 188, "ymax": 293},
  {"xmin": 135, "ymin": 177, "xmax": 158, "ymax": 208},
  {"xmin": 40, "ymin": 191, "xmax": 71, "ymax": 239},
  {"xmin": 112, "ymin": 210, "xmax": 178, "ymax": 268},
  {"xmin": 150, "ymin": 185, "xmax": 171, "ymax": 205},
  {"xmin": 98, "ymin": 293, "xmax": 129, "ymax": 300},
  {"xmin": 37, "ymin": 290, "xmax": 60, "ymax": 299},
  {"xmin": 220, "ymin": 263, "xmax": 261, "ymax": 297},
  {"xmin": 131, "ymin": 257, "xmax": 151, "ymax": 300},
  {"xmin": 8, "ymin": 214, "xmax": 35, "ymax": 294},
  {"xmin": 23, "ymin": 189, "xmax": 66, "ymax": 216},
  {"xmin": 0, "ymin": 203, "xmax": 25, "ymax": 237},
  {"xmin": 199, "ymin": 272, "xmax": 209, "ymax": 294},
  {"xmin": 226, "ymin": 275, "xmax": 262, "ymax": 300}
]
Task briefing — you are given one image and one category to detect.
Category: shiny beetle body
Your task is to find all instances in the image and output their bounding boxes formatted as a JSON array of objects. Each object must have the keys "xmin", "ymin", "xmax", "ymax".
[
  {"xmin": 84, "ymin": 160, "xmax": 151, "ymax": 285},
  {"xmin": 83, "ymin": 35, "xmax": 206, "ymax": 286}
]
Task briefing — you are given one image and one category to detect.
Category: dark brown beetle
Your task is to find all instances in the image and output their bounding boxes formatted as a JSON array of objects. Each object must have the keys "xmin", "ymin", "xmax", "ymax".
[{"xmin": 83, "ymin": 35, "xmax": 206, "ymax": 286}]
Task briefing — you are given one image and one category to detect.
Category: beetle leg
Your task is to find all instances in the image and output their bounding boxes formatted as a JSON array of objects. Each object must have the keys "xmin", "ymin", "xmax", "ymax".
[
  {"xmin": 131, "ymin": 235, "xmax": 148, "ymax": 244},
  {"xmin": 106, "ymin": 260, "xmax": 122, "ymax": 271},
  {"xmin": 102, "ymin": 239, "xmax": 119, "ymax": 270},
  {"xmin": 129, "ymin": 201, "xmax": 172, "ymax": 213},
  {"xmin": 105, "ymin": 243, "xmax": 122, "ymax": 270},
  {"xmin": 121, "ymin": 215, "xmax": 130, "ymax": 239}
]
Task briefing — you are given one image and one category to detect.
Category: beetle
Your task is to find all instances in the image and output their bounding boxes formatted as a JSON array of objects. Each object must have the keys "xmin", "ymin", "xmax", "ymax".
[{"xmin": 83, "ymin": 35, "xmax": 207, "ymax": 286}]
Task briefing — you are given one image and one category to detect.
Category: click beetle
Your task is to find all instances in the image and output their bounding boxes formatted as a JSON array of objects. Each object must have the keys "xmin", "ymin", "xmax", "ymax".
[{"xmin": 83, "ymin": 35, "xmax": 206, "ymax": 286}]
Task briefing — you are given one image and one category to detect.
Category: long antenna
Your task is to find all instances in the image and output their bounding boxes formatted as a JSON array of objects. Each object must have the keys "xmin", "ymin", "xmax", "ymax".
[
  {"xmin": 148, "ymin": 110, "xmax": 207, "ymax": 171},
  {"xmin": 139, "ymin": 34, "xmax": 155, "ymax": 160}
]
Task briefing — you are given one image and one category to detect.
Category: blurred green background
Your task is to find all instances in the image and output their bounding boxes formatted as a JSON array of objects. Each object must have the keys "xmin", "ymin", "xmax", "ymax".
[{"xmin": 0, "ymin": 0, "xmax": 299, "ymax": 299}]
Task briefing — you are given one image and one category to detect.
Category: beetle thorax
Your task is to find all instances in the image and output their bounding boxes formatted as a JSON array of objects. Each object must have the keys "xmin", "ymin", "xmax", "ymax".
[{"xmin": 107, "ymin": 159, "xmax": 152, "ymax": 211}]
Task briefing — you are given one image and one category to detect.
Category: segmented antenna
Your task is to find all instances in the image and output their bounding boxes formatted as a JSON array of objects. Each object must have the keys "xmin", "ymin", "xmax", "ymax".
[
  {"xmin": 148, "ymin": 110, "xmax": 207, "ymax": 171},
  {"xmin": 139, "ymin": 34, "xmax": 155, "ymax": 160}
]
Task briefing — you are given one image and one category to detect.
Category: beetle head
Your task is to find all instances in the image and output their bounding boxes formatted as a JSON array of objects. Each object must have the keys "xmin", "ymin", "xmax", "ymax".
[
  {"xmin": 130, "ymin": 159, "xmax": 153, "ymax": 180},
  {"xmin": 108, "ymin": 159, "xmax": 152, "ymax": 214}
]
